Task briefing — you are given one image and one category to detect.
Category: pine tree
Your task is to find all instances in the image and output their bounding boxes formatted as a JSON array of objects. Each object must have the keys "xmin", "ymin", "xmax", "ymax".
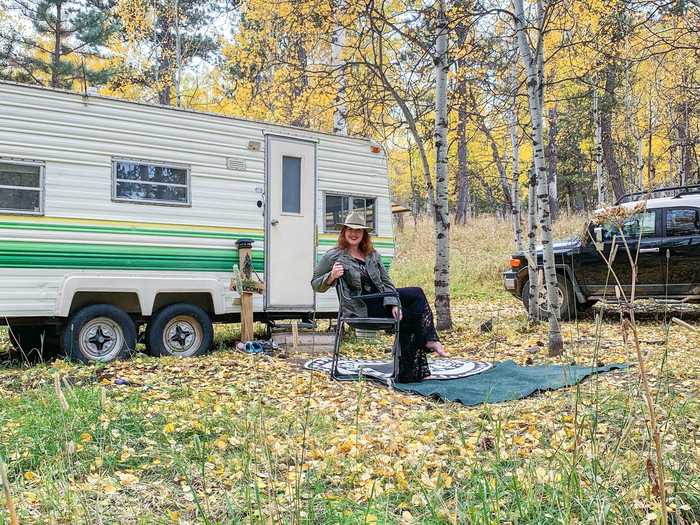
[{"xmin": 0, "ymin": 0, "xmax": 117, "ymax": 88}]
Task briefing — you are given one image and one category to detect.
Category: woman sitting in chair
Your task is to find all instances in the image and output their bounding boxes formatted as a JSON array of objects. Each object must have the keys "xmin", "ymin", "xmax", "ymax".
[{"xmin": 311, "ymin": 211, "xmax": 447, "ymax": 383}]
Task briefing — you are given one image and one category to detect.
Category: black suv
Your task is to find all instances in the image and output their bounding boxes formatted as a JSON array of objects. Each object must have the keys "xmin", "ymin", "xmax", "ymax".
[{"xmin": 503, "ymin": 187, "xmax": 700, "ymax": 318}]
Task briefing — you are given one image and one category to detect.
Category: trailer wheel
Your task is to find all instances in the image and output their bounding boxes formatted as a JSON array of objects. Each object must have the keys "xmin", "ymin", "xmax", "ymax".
[
  {"xmin": 146, "ymin": 303, "xmax": 213, "ymax": 358},
  {"xmin": 61, "ymin": 304, "xmax": 136, "ymax": 363},
  {"xmin": 7, "ymin": 325, "xmax": 60, "ymax": 362}
]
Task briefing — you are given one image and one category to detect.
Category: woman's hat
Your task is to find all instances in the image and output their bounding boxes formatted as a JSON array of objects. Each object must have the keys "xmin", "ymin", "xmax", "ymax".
[{"xmin": 342, "ymin": 211, "xmax": 369, "ymax": 229}]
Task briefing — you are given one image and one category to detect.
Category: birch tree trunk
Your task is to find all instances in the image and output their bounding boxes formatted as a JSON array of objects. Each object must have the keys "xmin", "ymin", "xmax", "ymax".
[
  {"xmin": 510, "ymin": 101, "xmax": 524, "ymax": 252},
  {"xmin": 601, "ymin": 63, "xmax": 625, "ymax": 201},
  {"xmin": 434, "ymin": 0, "xmax": 452, "ymax": 330},
  {"xmin": 513, "ymin": 0, "xmax": 564, "ymax": 355},
  {"xmin": 456, "ymin": 93, "xmax": 471, "ymax": 224},
  {"xmin": 331, "ymin": 2, "xmax": 348, "ymax": 135},
  {"xmin": 546, "ymin": 106, "xmax": 559, "ymax": 220},
  {"xmin": 455, "ymin": 15, "xmax": 471, "ymax": 225},
  {"xmin": 527, "ymin": 166, "xmax": 539, "ymax": 320},
  {"xmin": 593, "ymin": 85, "xmax": 604, "ymax": 206}
]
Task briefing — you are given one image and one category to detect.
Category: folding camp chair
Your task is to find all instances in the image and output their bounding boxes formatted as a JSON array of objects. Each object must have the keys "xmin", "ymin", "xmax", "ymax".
[{"xmin": 331, "ymin": 279, "xmax": 401, "ymax": 384}]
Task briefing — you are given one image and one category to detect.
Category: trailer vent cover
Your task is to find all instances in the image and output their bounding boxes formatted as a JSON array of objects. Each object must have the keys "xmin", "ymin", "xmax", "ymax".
[{"xmin": 227, "ymin": 158, "xmax": 247, "ymax": 171}]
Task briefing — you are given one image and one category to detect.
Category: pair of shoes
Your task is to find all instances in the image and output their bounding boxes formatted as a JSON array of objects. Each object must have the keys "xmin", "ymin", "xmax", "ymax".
[{"xmin": 236, "ymin": 341, "xmax": 264, "ymax": 354}]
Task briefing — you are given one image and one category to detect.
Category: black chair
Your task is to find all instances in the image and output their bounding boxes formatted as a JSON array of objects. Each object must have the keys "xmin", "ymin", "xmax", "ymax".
[{"xmin": 331, "ymin": 279, "xmax": 401, "ymax": 383}]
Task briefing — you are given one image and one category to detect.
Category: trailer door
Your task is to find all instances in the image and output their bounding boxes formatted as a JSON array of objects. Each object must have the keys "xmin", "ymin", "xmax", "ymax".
[{"xmin": 265, "ymin": 135, "xmax": 317, "ymax": 311}]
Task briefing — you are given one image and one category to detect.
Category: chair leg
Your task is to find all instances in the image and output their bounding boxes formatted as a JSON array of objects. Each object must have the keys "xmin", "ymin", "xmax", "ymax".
[{"xmin": 331, "ymin": 320, "xmax": 344, "ymax": 380}]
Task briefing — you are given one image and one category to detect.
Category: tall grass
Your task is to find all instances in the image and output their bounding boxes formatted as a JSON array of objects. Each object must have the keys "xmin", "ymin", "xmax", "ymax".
[{"xmin": 391, "ymin": 213, "xmax": 586, "ymax": 299}]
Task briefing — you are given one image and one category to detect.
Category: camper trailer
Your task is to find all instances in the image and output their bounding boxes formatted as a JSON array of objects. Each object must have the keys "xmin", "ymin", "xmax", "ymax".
[{"xmin": 0, "ymin": 81, "xmax": 394, "ymax": 362}]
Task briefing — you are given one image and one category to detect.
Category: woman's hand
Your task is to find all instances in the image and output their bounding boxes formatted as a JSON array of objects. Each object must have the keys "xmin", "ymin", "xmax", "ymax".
[
  {"xmin": 391, "ymin": 306, "xmax": 403, "ymax": 321},
  {"xmin": 327, "ymin": 262, "xmax": 344, "ymax": 284}
]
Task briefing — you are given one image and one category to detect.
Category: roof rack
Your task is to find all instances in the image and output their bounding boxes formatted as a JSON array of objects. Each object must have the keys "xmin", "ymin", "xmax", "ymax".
[{"xmin": 615, "ymin": 184, "xmax": 700, "ymax": 205}]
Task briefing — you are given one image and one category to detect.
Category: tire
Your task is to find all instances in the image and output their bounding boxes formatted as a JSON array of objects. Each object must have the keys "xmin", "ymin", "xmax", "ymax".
[
  {"xmin": 521, "ymin": 273, "xmax": 577, "ymax": 321},
  {"xmin": 61, "ymin": 304, "xmax": 136, "ymax": 363},
  {"xmin": 146, "ymin": 303, "xmax": 213, "ymax": 358},
  {"xmin": 7, "ymin": 325, "xmax": 60, "ymax": 362}
]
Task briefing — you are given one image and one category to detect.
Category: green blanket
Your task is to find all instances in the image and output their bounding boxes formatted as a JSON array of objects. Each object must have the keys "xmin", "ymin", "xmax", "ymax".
[{"xmin": 394, "ymin": 360, "xmax": 627, "ymax": 406}]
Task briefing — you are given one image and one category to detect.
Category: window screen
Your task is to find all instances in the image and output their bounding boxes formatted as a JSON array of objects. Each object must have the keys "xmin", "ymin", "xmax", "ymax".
[
  {"xmin": 324, "ymin": 194, "xmax": 376, "ymax": 232},
  {"xmin": 666, "ymin": 208, "xmax": 700, "ymax": 237},
  {"xmin": 113, "ymin": 160, "xmax": 189, "ymax": 205},
  {"xmin": 0, "ymin": 161, "xmax": 42, "ymax": 214},
  {"xmin": 282, "ymin": 156, "xmax": 301, "ymax": 213}
]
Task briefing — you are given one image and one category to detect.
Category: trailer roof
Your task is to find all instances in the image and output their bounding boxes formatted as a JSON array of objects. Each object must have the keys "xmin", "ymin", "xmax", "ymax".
[{"xmin": 0, "ymin": 80, "xmax": 378, "ymax": 145}]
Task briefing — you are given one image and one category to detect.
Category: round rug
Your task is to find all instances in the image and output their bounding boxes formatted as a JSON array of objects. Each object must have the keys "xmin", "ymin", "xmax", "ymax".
[{"xmin": 304, "ymin": 357, "xmax": 492, "ymax": 381}]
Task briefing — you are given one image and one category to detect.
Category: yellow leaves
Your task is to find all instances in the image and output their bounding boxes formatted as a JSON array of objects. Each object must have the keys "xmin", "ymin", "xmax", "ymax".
[
  {"xmin": 163, "ymin": 422, "xmax": 176, "ymax": 434},
  {"xmin": 167, "ymin": 510, "xmax": 181, "ymax": 523},
  {"xmin": 79, "ymin": 432, "xmax": 93, "ymax": 443},
  {"xmin": 23, "ymin": 471, "xmax": 39, "ymax": 483},
  {"xmin": 115, "ymin": 471, "xmax": 139, "ymax": 486}
]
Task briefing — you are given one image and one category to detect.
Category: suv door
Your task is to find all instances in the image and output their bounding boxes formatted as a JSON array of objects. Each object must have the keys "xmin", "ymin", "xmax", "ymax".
[
  {"xmin": 577, "ymin": 210, "xmax": 664, "ymax": 297},
  {"xmin": 659, "ymin": 207, "xmax": 700, "ymax": 295}
]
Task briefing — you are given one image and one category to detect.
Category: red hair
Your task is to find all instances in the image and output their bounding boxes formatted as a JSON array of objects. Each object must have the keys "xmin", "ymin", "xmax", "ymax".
[{"xmin": 337, "ymin": 226, "xmax": 374, "ymax": 256}]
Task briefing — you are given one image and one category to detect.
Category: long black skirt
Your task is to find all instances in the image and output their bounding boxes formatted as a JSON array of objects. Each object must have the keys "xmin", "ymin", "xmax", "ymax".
[{"xmin": 364, "ymin": 287, "xmax": 439, "ymax": 383}]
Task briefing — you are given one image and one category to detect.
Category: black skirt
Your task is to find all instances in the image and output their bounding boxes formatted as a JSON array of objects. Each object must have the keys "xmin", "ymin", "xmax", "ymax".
[{"xmin": 364, "ymin": 286, "xmax": 439, "ymax": 383}]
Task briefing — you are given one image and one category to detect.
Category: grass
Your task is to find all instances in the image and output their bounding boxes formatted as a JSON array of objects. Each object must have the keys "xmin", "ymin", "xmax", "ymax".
[{"xmin": 1, "ymin": 214, "xmax": 700, "ymax": 524}]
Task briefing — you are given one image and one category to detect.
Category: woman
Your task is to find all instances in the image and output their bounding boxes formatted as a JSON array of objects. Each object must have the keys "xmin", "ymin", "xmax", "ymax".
[{"xmin": 311, "ymin": 211, "xmax": 447, "ymax": 383}]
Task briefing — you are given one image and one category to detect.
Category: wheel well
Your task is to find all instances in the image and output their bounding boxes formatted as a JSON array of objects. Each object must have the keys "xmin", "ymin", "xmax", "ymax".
[
  {"xmin": 152, "ymin": 293, "xmax": 214, "ymax": 314},
  {"xmin": 69, "ymin": 292, "xmax": 141, "ymax": 316}
]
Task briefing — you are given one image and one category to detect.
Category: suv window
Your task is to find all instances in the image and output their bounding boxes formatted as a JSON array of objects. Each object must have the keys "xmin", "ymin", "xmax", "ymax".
[
  {"xmin": 601, "ymin": 210, "xmax": 657, "ymax": 241},
  {"xmin": 666, "ymin": 208, "xmax": 700, "ymax": 237}
]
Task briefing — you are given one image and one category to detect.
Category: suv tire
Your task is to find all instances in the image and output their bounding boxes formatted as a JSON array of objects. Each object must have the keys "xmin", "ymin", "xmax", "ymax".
[
  {"xmin": 522, "ymin": 273, "xmax": 577, "ymax": 321},
  {"xmin": 146, "ymin": 303, "xmax": 213, "ymax": 358},
  {"xmin": 61, "ymin": 304, "xmax": 136, "ymax": 363}
]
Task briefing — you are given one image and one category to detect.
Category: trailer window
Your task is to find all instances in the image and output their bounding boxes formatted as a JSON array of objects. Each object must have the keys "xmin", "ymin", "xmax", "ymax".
[
  {"xmin": 324, "ymin": 194, "xmax": 376, "ymax": 233},
  {"xmin": 0, "ymin": 161, "xmax": 43, "ymax": 214},
  {"xmin": 113, "ymin": 160, "xmax": 190, "ymax": 205}
]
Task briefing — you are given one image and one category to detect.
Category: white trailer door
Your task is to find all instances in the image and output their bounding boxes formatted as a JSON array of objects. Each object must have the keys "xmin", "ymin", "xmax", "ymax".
[{"xmin": 265, "ymin": 135, "xmax": 317, "ymax": 311}]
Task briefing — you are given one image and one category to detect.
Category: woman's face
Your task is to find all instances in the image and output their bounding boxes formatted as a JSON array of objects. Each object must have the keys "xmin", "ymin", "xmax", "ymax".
[{"xmin": 344, "ymin": 227, "xmax": 364, "ymax": 247}]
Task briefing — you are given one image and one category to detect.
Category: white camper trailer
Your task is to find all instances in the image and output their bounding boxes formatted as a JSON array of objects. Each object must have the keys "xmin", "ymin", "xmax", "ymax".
[{"xmin": 0, "ymin": 81, "xmax": 394, "ymax": 362}]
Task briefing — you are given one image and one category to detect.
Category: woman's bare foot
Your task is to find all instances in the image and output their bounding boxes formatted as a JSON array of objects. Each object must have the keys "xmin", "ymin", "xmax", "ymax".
[{"xmin": 426, "ymin": 340, "xmax": 448, "ymax": 357}]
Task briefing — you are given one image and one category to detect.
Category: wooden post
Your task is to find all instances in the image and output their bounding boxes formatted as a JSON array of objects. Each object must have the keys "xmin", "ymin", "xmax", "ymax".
[{"xmin": 236, "ymin": 239, "xmax": 255, "ymax": 342}]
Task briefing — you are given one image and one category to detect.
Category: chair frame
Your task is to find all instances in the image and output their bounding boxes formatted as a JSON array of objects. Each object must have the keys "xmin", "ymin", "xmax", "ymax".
[{"xmin": 331, "ymin": 279, "xmax": 402, "ymax": 383}]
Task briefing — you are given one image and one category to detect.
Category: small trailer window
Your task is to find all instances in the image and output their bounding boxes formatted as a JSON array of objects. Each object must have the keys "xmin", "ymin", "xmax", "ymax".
[
  {"xmin": 324, "ymin": 194, "xmax": 376, "ymax": 233},
  {"xmin": 112, "ymin": 159, "xmax": 190, "ymax": 206},
  {"xmin": 0, "ymin": 161, "xmax": 43, "ymax": 214}
]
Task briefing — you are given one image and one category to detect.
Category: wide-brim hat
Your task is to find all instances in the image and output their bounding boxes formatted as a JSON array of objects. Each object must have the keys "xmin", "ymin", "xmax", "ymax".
[{"xmin": 342, "ymin": 211, "xmax": 369, "ymax": 229}]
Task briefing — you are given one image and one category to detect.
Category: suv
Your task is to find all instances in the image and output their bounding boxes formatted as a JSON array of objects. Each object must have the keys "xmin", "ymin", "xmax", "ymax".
[{"xmin": 503, "ymin": 186, "xmax": 700, "ymax": 318}]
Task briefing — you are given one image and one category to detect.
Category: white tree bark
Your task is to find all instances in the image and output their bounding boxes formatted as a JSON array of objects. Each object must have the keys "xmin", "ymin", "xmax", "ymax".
[
  {"xmin": 434, "ymin": 0, "xmax": 452, "ymax": 330},
  {"xmin": 331, "ymin": 2, "xmax": 348, "ymax": 135},
  {"xmin": 513, "ymin": 0, "xmax": 563, "ymax": 355},
  {"xmin": 509, "ymin": 57, "xmax": 524, "ymax": 252},
  {"xmin": 593, "ymin": 84, "xmax": 604, "ymax": 207},
  {"xmin": 527, "ymin": 166, "xmax": 539, "ymax": 320}
]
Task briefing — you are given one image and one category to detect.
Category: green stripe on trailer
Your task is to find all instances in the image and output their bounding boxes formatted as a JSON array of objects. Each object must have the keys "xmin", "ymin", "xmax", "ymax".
[
  {"xmin": 0, "ymin": 221, "xmax": 263, "ymax": 241},
  {"xmin": 0, "ymin": 240, "xmax": 264, "ymax": 272}
]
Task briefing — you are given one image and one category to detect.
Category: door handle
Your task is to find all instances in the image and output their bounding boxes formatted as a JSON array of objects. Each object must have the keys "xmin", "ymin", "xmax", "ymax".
[
  {"xmin": 271, "ymin": 219, "xmax": 279, "ymax": 226},
  {"xmin": 639, "ymin": 247, "xmax": 659, "ymax": 253}
]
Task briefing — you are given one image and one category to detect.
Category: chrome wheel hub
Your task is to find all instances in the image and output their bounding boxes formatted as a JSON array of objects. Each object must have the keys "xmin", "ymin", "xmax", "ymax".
[
  {"xmin": 79, "ymin": 317, "xmax": 124, "ymax": 361},
  {"xmin": 162, "ymin": 316, "xmax": 202, "ymax": 356}
]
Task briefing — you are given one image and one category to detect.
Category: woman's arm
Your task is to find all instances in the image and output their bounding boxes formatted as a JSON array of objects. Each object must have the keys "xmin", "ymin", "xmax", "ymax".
[{"xmin": 310, "ymin": 251, "xmax": 338, "ymax": 293}]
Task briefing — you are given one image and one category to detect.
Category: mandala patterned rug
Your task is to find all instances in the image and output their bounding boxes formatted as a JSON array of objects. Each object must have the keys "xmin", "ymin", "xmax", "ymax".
[{"xmin": 303, "ymin": 357, "xmax": 493, "ymax": 381}]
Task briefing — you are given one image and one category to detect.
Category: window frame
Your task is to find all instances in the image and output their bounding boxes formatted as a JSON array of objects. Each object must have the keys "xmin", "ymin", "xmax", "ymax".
[
  {"xmin": 322, "ymin": 191, "xmax": 377, "ymax": 234},
  {"xmin": 0, "ymin": 158, "xmax": 45, "ymax": 216},
  {"xmin": 594, "ymin": 209, "xmax": 661, "ymax": 242},
  {"xmin": 111, "ymin": 157, "xmax": 192, "ymax": 207},
  {"xmin": 663, "ymin": 206, "xmax": 700, "ymax": 237}
]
